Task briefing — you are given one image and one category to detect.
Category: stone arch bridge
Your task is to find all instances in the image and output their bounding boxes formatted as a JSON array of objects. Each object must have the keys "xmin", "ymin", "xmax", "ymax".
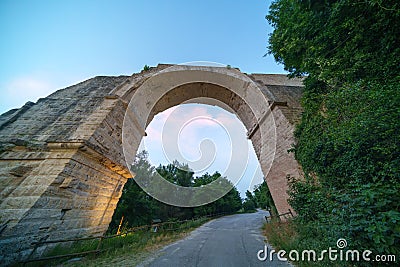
[{"xmin": 0, "ymin": 64, "xmax": 303, "ymax": 263}]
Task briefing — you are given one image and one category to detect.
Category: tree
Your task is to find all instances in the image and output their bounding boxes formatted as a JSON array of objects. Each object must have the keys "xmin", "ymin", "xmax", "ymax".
[
  {"xmin": 267, "ymin": 0, "xmax": 400, "ymax": 256},
  {"xmin": 156, "ymin": 160, "xmax": 194, "ymax": 187},
  {"xmin": 108, "ymin": 151, "xmax": 159, "ymax": 230},
  {"xmin": 242, "ymin": 199, "xmax": 256, "ymax": 213},
  {"xmin": 253, "ymin": 181, "xmax": 278, "ymax": 216},
  {"xmin": 267, "ymin": 0, "xmax": 400, "ymax": 84},
  {"xmin": 108, "ymin": 152, "xmax": 243, "ymax": 233},
  {"xmin": 193, "ymin": 172, "xmax": 242, "ymax": 216},
  {"xmin": 242, "ymin": 190, "xmax": 257, "ymax": 213}
]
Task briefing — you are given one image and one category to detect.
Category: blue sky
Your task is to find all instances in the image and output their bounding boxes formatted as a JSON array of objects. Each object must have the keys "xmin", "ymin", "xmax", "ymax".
[
  {"xmin": 0, "ymin": 0, "xmax": 285, "ymax": 113},
  {"xmin": 0, "ymin": 0, "xmax": 286, "ymax": 197}
]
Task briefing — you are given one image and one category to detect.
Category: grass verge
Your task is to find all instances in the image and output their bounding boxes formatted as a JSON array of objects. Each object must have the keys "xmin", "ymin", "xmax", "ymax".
[
  {"xmin": 262, "ymin": 220, "xmax": 346, "ymax": 267},
  {"xmin": 21, "ymin": 217, "xmax": 209, "ymax": 267}
]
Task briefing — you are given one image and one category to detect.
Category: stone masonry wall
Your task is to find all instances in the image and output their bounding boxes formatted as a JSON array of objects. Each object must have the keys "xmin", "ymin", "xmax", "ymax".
[
  {"xmin": 249, "ymin": 75, "xmax": 303, "ymax": 214},
  {"xmin": 0, "ymin": 76, "xmax": 132, "ymax": 265},
  {"xmin": 0, "ymin": 65, "xmax": 303, "ymax": 265}
]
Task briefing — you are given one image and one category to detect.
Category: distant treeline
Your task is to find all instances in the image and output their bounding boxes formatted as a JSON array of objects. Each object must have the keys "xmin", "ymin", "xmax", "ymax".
[{"xmin": 108, "ymin": 151, "xmax": 273, "ymax": 233}]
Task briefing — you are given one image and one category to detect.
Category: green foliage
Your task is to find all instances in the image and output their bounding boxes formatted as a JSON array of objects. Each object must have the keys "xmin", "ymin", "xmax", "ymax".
[
  {"xmin": 239, "ymin": 182, "xmax": 279, "ymax": 214},
  {"xmin": 253, "ymin": 183, "xmax": 268, "ymax": 208},
  {"xmin": 242, "ymin": 199, "xmax": 256, "ymax": 213},
  {"xmin": 142, "ymin": 65, "xmax": 151, "ymax": 71},
  {"xmin": 242, "ymin": 190, "xmax": 256, "ymax": 212},
  {"xmin": 267, "ymin": 0, "xmax": 400, "ymax": 260},
  {"xmin": 296, "ymin": 81, "xmax": 400, "ymax": 189},
  {"xmin": 108, "ymin": 151, "xmax": 242, "ymax": 233},
  {"xmin": 267, "ymin": 0, "xmax": 400, "ymax": 83},
  {"xmin": 156, "ymin": 160, "xmax": 194, "ymax": 187},
  {"xmin": 108, "ymin": 151, "xmax": 159, "ymax": 229},
  {"xmin": 253, "ymin": 181, "xmax": 278, "ymax": 215},
  {"xmin": 334, "ymin": 182, "xmax": 400, "ymax": 255}
]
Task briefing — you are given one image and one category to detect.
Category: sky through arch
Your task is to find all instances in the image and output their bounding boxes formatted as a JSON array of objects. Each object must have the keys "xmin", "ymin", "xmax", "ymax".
[{"xmin": 139, "ymin": 103, "xmax": 264, "ymax": 198}]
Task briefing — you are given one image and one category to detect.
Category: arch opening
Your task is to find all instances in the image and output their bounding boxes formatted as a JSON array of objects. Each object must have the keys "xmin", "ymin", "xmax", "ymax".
[
  {"xmin": 122, "ymin": 66, "xmax": 277, "ymax": 207},
  {"xmin": 140, "ymin": 102, "xmax": 266, "ymax": 198}
]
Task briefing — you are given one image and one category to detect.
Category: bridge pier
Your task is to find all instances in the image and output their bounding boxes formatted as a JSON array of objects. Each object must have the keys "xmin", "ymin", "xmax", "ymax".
[{"xmin": 0, "ymin": 143, "xmax": 130, "ymax": 264}]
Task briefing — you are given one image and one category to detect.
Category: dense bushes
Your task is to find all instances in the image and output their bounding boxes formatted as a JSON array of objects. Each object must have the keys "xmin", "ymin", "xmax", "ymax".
[{"xmin": 267, "ymin": 0, "xmax": 400, "ymax": 260}]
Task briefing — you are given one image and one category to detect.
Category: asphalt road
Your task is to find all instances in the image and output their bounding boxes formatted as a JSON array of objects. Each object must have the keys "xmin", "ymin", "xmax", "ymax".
[{"xmin": 138, "ymin": 210, "xmax": 291, "ymax": 267}]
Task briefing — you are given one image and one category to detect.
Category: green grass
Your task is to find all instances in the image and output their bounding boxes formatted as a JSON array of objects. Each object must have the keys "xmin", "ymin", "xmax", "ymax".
[
  {"xmin": 19, "ymin": 217, "xmax": 209, "ymax": 267},
  {"xmin": 262, "ymin": 220, "xmax": 346, "ymax": 267}
]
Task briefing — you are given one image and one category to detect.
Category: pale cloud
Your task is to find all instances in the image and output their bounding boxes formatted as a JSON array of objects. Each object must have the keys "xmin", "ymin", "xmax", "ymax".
[
  {"xmin": 140, "ymin": 103, "xmax": 263, "ymax": 197},
  {"xmin": 0, "ymin": 75, "xmax": 56, "ymax": 114},
  {"xmin": 145, "ymin": 123, "xmax": 162, "ymax": 142},
  {"xmin": 164, "ymin": 105, "xmax": 236, "ymax": 161},
  {"xmin": 143, "ymin": 104, "xmax": 247, "ymax": 170},
  {"xmin": 0, "ymin": 72, "xmax": 95, "ymax": 114},
  {"xmin": 6, "ymin": 76, "xmax": 54, "ymax": 101},
  {"xmin": 154, "ymin": 105, "xmax": 178, "ymax": 121},
  {"xmin": 215, "ymin": 112, "xmax": 241, "ymax": 128}
]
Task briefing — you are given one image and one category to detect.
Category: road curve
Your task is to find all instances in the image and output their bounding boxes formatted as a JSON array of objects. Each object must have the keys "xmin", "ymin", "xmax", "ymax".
[{"xmin": 138, "ymin": 210, "xmax": 291, "ymax": 267}]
